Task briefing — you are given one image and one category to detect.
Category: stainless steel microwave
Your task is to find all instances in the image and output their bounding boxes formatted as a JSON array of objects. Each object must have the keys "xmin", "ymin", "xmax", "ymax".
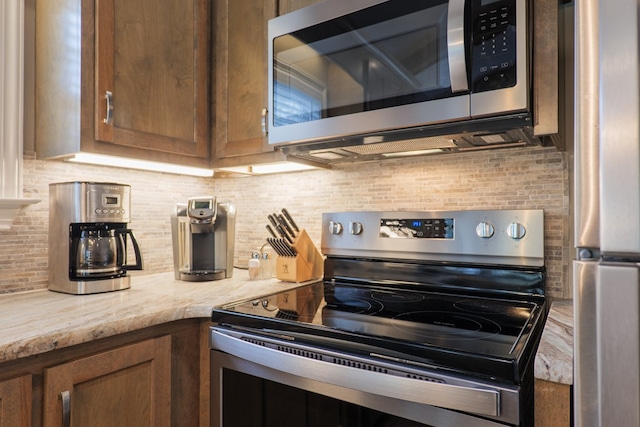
[{"xmin": 267, "ymin": 0, "xmax": 560, "ymax": 163}]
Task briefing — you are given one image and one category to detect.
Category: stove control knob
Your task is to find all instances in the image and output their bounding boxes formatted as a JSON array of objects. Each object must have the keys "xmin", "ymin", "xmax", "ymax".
[
  {"xmin": 329, "ymin": 221, "xmax": 343, "ymax": 235},
  {"xmin": 506, "ymin": 222, "xmax": 526, "ymax": 239},
  {"xmin": 476, "ymin": 222, "xmax": 495, "ymax": 238},
  {"xmin": 349, "ymin": 221, "xmax": 363, "ymax": 235}
]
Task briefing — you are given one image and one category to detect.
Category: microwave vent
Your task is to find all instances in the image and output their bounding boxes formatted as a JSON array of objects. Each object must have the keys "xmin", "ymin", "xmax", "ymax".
[{"xmin": 342, "ymin": 136, "xmax": 457, "ymax": 156}]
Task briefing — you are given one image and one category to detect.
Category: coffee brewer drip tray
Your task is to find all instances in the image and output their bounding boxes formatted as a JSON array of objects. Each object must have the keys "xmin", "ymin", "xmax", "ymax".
[{"xmin": 179, "ymin": 270, "xmax": 226, "ymax": 282}]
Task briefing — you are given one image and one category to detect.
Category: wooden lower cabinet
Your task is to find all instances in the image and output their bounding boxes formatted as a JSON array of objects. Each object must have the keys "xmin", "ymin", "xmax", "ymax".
[
  {"xmin": 43, "ymin": 336, "xmax": 171, "ymax": 427},
  {"xmin": 0, "ymin": 374, "xmax": 32, "ymax": 426},
  {"xmin": 534, "ymin": 379, "xmax": 572, "ymax": 427},
  {"xmin": 0, "ymin": 319, "xmax": 209, "ymax": 427}
]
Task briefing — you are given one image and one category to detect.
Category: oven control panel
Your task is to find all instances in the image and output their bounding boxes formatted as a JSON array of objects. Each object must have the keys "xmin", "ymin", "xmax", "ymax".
[
  {"xmin": 380, "ymin": 218, "xmax": 454, "ymax": 239},
  {"xmin": 321, "ymin": 210, "xmax": 544, "ymax": 267}
]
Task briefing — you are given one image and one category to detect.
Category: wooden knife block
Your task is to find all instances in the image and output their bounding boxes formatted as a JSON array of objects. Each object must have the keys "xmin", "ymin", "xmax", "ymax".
[{"xmin": 275, "ymin": 229, "xmax": 324, "ymax": 283}]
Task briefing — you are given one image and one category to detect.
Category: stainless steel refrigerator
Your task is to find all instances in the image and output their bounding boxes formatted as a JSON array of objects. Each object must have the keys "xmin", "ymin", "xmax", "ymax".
[{"xmin": 574, "ymin": 0, "xmax": 640, "ymax": 425}]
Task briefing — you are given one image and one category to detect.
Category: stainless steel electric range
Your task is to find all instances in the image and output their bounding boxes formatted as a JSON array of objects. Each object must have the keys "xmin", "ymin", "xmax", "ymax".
[{"xmin": 210, "ymin": 210, "xmax": 547, "ymax": 427}]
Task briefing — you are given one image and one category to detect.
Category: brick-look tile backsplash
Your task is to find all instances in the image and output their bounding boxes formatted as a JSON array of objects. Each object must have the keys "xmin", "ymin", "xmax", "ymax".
[{"xmin": 1, "ymin": 146, "xmax": 570, "ymax": 298}]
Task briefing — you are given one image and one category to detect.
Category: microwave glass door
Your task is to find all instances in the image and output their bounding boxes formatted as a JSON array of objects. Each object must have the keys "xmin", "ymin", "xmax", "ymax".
[{"xmin": 271, "ymin": 0, "xmax": 456, "ymax": 128}]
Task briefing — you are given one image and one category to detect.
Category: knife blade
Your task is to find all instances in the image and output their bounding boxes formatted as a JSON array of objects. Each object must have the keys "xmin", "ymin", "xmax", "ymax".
[{"xmin": 281, "ymin": 208, "xmax": 299, "ymax": 233}]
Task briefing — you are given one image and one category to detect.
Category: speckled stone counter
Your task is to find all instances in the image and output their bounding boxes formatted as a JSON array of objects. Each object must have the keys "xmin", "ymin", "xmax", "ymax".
[
  {"xmin": 0, "ymin": 270, "xmax": 303, "ymax": 364},
  {"xmin": 0, "ymin": 271, "xmax": 574, "ymax": 386},
  {"xmin": 535, "ymin": 299, "xmax": 574, "ymax": 385}
]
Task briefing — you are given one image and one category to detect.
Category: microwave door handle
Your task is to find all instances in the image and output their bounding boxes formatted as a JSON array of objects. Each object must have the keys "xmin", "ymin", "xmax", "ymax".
[{"xmin": 447, "ymin": 0, "xmax": 468, "ymax": 93}]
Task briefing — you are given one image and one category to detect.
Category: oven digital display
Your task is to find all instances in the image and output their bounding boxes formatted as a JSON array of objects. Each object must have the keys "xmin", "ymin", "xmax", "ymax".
[{"xmin": 380, "ymin": 218, "xmax": 454, "ymax": 239}]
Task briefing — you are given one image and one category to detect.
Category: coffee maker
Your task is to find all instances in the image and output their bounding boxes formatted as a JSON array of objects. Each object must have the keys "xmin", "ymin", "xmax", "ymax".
[
  {"xmin": 171, "ymin": 197, "xmax": 236, "ymax": 281},
  {"xmin": 48, "ymin": 182, "xmax": 143, "ymax": 294}
]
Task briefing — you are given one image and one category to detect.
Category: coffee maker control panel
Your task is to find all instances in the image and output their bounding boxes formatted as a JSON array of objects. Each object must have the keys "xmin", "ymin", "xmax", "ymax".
[
  {"xmin": 187, "ymin": 197, "xmax": 217, "ymax": 223},
  {"xmin": 86, "ymin": 184, "xmax": 131, "ymax": 222}
]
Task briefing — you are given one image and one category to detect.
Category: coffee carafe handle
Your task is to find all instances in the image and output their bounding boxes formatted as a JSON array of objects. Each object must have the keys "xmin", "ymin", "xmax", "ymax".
[{"xmin": 122, "ymin": 229, "xmax": 144, "ymax": 270}]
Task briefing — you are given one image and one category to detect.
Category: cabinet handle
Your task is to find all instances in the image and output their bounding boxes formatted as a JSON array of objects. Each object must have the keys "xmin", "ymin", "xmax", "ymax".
[
  {"xmin": 103, "ymin": 90, "xmax": 114, "ymax": 125},
  {"xmin": 60, "ymin": 390, "xmax": 71, "ymax": 427},
  {"xmin": 261, "ymin": 108, "xmax": 268, "ymax": 135}
]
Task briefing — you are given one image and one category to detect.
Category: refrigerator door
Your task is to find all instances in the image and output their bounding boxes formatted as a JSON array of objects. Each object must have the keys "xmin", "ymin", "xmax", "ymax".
[
  {"xmin": 574, "ymin": 0, "xmax": 599, "ymax": 251},
  {"xmin": 597, "ymin": 264, "xmax": 640, "ymax": 426},
  {"xmin": 599, "ymin": 0, "xmax": 640, "ymax": 256},
  {"xmin": 573, "ymin": 261, "xmax": 598, "ymax": 427}
]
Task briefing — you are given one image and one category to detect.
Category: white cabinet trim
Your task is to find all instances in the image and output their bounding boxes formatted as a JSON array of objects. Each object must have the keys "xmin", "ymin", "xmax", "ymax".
[{"xmin": 0, "ymin": 0, "xmax": 39, "ymax": 230}]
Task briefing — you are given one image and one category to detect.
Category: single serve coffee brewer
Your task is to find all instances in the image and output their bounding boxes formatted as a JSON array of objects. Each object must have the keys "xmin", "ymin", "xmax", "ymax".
[{"xmin": 171, "ymin": 197, "xmax": 236, "ymax": 281}]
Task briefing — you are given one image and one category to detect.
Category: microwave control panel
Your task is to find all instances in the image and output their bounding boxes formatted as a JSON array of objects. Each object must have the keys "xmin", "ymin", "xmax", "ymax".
[{"xmin": 471, "ymin": 0, "xmax": 517, "ymax": 92}]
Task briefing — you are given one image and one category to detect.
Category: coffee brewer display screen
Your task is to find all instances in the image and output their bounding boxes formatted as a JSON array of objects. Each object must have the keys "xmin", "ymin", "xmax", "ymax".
[
  {"xmin": 193, "ymin": 200, "xmax": 212, "ymax": 209},
  {"xmin": 103, "ymin": 195, "xmax": 120, "ymax": 206},
  {"xmin": 188, "ymin": 197, "xmax": 216, "ymax": 221}
]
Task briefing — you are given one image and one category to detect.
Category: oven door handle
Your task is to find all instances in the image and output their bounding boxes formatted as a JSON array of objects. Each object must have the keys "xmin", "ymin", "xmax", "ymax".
[{"xmin": 210, "ymin": 329, "xmax": 500, "ymax": 418}]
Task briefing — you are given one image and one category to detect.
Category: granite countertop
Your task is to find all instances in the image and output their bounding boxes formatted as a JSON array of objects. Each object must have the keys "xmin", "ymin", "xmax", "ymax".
[
  {"xmin": 0, "ymin": 270, "xmax": 303, "ymax": 364},
  {"xmin": 535, "ymin": 299, "xmax": 573, "ymax": 385},
  {"xmin": 0, "ymin": 271, "xmax": 574, "ymax": 385}
]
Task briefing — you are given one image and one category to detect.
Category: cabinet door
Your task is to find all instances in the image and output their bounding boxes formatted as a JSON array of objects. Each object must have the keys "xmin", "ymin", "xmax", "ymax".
[
  {"xmin": 95, "ymin": 0, "xmax": 210, "ymax": 161},
  {"xmin": 43, "ymin": 336, "xmax": 171, "ymax": 427},
  {"xmin": 0, "ymin": 375, "xmax": 32, "ymax": 426},
  {"xmin": 278, "ymin": 0, "xmax": 323, "ymax": 14},
  {"xmin": 213, "ymin": 0, "xmax": 277, "ymax": 159}
]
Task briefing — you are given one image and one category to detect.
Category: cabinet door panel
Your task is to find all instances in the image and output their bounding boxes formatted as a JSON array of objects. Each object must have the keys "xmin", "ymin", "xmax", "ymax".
[
  {"xmin": 95, "ymin": 0, "xmax": 209, "ymax": 159},
  {"xmin": 43, "ymin": 336, "xmax": 171, "ymax": 427},
  {"xmin": 0, "ymin": 375, "xmax": 32, "ymax": 426},
  {"xmin": 214, "ymin": 0, "xmax": 278, "ymax": 159},
  {"xmin": 278, "ymin": 0, "xmax": 323, "ymax": 14}
]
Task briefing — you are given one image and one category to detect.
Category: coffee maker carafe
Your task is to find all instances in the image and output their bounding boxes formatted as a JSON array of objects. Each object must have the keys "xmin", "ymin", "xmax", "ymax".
[
  {"xmin": 171, "ymin": 197, "xmax": 236, "ymax": 281},
  {"xmin": 49, "ymin": 182, "xmax": 143, "ymax": 294}
]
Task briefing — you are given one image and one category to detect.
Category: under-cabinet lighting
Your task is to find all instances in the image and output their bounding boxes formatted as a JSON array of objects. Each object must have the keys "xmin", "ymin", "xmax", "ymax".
[
  {"xmin": 217, "ymin": 162, "xmax": 319, "ymax": 175},
  {"xmin": 381, "ymin": 149, "xmax": 444, "ymax": 158},
  {"xmin": 66, "ymin": 153, "xmax": 215, "ymax": 177}
]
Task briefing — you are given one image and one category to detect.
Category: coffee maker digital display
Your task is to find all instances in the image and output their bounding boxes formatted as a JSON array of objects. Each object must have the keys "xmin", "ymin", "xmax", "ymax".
[{"xmin": 48, "ymin": 182, "xmax": 144, "ymax": 294}]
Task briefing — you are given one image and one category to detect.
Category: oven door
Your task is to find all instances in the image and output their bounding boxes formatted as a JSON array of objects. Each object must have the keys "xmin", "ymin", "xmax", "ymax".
[{"xmin": 210, "ymin": 327, "xmax": 522, "ymax": 427}]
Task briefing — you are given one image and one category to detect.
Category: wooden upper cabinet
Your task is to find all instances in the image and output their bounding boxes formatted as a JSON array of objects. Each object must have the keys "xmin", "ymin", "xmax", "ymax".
[
  {"xmin": 0, "ymin": 375, "xmax": 32, "ymax": 427},
  {"xmin": 213, "ymin": 0, "xmax": 279, "ymax": 162},
  {"xmin": 278, "ymin": 0, "xmax": 323, "ymax": 14},
  {"xmin": 212, "ymin": 0, "xmax": 325, "ymax": 166},
  {"xmin": 95, "ymin": 0, "xmax": 209, "ymax": 158},
  {"xmin": 35, "ymin": 0, "xmax": 210, "ymax": 167}
]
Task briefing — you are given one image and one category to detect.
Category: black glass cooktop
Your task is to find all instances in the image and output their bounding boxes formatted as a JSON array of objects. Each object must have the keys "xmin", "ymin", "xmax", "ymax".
[{"xmin": 213, "ymin": 279, "xmax": 546, "ymax": 383}]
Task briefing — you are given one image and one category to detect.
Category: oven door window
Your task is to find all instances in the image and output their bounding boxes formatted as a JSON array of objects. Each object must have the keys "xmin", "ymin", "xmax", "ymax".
[{"xmin": 272, "ymin": 0, "xmax": 456, "ymax": 127}]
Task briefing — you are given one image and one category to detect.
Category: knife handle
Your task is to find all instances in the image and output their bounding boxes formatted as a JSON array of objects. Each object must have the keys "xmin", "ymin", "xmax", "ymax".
[{"xmin": 282, "ymin": 208, "xmax": 299, "ymax": 232}]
